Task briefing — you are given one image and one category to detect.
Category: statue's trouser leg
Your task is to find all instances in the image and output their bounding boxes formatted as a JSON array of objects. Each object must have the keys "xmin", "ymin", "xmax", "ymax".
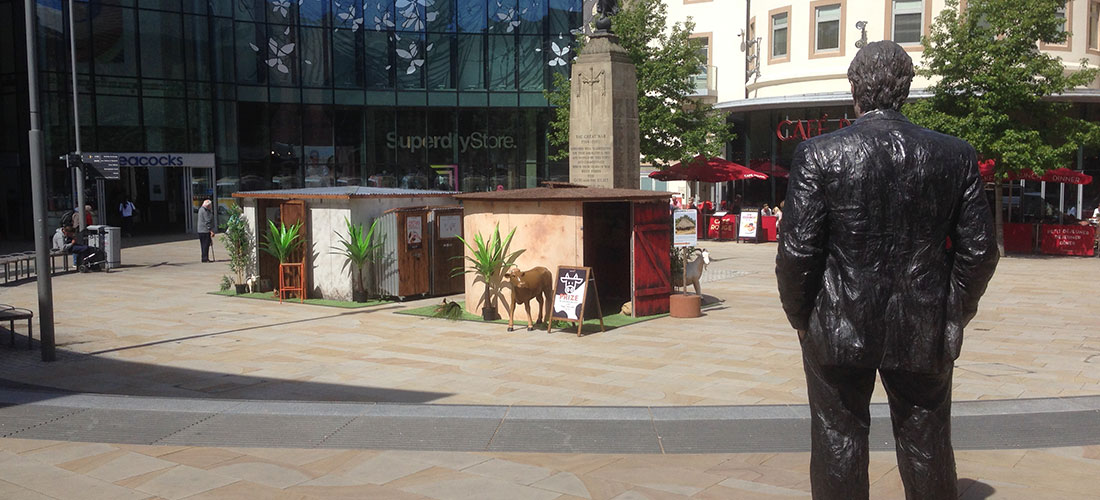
[
  {"xmin": 801, "ymin": 350, "xmax": 876, "ymax": 500},
  {"xmin": 879, "ymin": 367, "xmax": 957, "ymax": 500}
]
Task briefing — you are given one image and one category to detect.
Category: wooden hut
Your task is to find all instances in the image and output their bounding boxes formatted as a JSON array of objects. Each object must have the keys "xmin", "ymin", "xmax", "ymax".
[
  {"xmin": 455, "ymin": 186, "xmax": 673, "ymax": 318},
  {"xmin": 233, "ymin": 187, "xmax": 458, "ymax": 301}
]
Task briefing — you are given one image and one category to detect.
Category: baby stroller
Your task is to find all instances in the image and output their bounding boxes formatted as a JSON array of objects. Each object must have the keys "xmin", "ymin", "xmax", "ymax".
[{"xmin": 77, "ymin": 246, "xmax": 108, "ymax": 273}]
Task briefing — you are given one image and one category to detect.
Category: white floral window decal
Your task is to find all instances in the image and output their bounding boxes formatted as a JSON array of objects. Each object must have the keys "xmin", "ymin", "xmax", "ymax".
[{"xmin": 335, "ymin": 2, "xmax": 365, "ymax": 31}]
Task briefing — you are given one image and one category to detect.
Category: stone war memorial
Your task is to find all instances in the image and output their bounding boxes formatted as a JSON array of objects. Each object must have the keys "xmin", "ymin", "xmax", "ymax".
[{"xmin": 568, "ymin": 1, "xmax": 640, "ymax": 189}]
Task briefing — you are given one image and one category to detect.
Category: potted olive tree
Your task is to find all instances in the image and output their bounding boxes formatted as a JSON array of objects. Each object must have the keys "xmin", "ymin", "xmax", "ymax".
[
  {"xmin": 332, "ymin": 217, "xmax": 383, "ymax": 302},
  {"xmin": 453, "ymin": 224, "xmax": 524, "ymax": 321},
  {"xmin": 220, "ymin": 205, "xmax": 254, "ymax": 294}
]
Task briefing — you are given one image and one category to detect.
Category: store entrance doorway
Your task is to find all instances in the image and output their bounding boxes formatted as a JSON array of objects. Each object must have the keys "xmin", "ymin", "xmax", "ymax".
[{"xmin": 88, "ymin": 152, "xmax": 217, "ymax": 236}]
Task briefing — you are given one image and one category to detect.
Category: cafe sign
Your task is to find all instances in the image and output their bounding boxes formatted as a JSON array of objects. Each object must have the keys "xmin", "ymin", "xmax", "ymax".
[{"xmin": 776, "ymin": 114, "xmax": 853, "ymax": 142}]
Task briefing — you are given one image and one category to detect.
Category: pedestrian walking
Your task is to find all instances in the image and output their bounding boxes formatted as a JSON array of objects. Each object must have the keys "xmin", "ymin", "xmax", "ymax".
[
  {"xmin": 119, "ymin": 198, "xmax": 136, "ymax": 237},
  {"xmin": 197, "ymin": 199, "xmax": 216, "ymax": 262},
  {"xmin": 775, "ymin": 41, "xmax": 999, "ymax": 500}
]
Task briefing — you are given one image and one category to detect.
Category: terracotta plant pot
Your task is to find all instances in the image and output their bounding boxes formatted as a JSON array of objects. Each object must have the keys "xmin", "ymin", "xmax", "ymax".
[{"xmin": 669, "ymin": 293, "xmax": 702, "ymax": 318}]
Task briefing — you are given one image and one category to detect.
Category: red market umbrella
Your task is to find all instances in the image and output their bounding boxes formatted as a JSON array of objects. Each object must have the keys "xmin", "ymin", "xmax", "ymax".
[
  {"xmin": 749, "ymin": 159, "xmax": 789, "ymax": 178},
  {"xmin": 979, "ymin": 160, "xmax": 1092, "ymax": 185},
  {"xmin": 648, "ymin": 155, "xmax": 768, "ymax": 183}
]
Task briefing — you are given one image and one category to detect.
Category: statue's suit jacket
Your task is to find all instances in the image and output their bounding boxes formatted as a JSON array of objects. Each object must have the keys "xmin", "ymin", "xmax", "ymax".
[{"xmin": 776, "ymin": 109, "xmax": 999, "ymax": 374}]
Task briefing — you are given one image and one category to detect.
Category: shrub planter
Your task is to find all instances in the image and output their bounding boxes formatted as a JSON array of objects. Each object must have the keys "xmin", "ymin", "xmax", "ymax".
[
  {"xmin": 669, "ymin": 293, "xmax": 702, "ymax": 318},
  {"xmin": 234, "ymin": 284, "xmax": 249, "ymax": 295}
]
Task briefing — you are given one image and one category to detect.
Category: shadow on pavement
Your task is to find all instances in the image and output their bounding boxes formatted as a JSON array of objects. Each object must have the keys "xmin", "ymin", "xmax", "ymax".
[
  {"xmin": 0, "ymin": 307, "xmax": 452, "ymax": 404},
  {"xmin": 958, "ymin": 478, "xmax": 996, "ymax": 499}
]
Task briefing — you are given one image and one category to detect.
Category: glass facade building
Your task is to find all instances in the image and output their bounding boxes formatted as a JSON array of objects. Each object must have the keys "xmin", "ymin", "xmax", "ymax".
[{"xmin": 0, "ymin": 0, "xmax": 582, "ymax": 238}]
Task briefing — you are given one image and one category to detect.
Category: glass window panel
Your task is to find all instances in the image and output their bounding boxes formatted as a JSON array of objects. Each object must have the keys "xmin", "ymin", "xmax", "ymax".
[
  {"xmin": 215, "ymin": 100, "xmax": 238, "ymax": 162},
  {"xmin": 142, "ymin": 0, "xmax": 181, "ymax": 10},
  {"xmin": 300, "ymin": 27, "xmax": 331, "ymax": 86},
  {"xmin": 212, "ymin": 18, "xmax": 235, "ymax": 82},
  {"xmin": 143, "ymin": 98, "xmax": 188, "ymax": 151},
  {"xmin": 236, "ymin": 102, "xmax": 269, "ymax": 190},
  {"xmin": 457, "ymin": 34, "xmax": 485, "ymax": 89},
  {"xmin": 209, "ymin": 1, "xmax": 232, "ymax": 17},
  {"xmin": 363, "ymin": 0, "xmax": 392, "ymax": 31},
  {"xmin": 93, "ymin": 6, "xmax": 138, "ymax": 77},
  {"xmin": 1056, "ymin": 6, "xmax": 1067, "ymax": 32},
  {"xmin": 518, "ymin": 35, "xmax": 543, "ymax": 90},
  {"xmin": 299, "ymin": 0, "xmax": 331, "ymax": 26},
  {"xmin": 427, "ymin": 33, "xmax": 454, "ymax": 89},
  {"xmin": 548, "ymin": 0, "xmax": 581, "ymax": 36},
  {"xmin": 426, "ymin": 109, "xmax": 455, "ymax": 167},
  {"xmin": 396, "ymin": 34, "xmax": 427, "ymax": 89},
  {"xmin": 67, "ymin": 2, "xmax": 93, "ymax": 75},
  {"xmin": 428, "ymin": 0, "xmax": 454, "ymax": 32},
  {"xmin": 458, "ymin": 0, "xmax": 487, "ymax": 32},
  {"xmin": 271, "ymin": 103, "xmax": 302, "ymax": 186},
  {"xmin": 188, "ymin": 100, "xmax": 213, "ymax": 152},
  {"xmin": 395, "ymin": 108, "xmax": 426, "ymax": 172},
  {"xmin": 397, "ymin": 0, "xmax": 430, "ymax": 31},
  {"xmin": 333, "ymin": 29, "xmax": 365, "ymax": 87},
  {"xmin": 181, "ymin": 0, "xmax": 207, "ymax": 14},
  {"xmin": 236, "ymin": 22, "xmax": 265, "ymax": 84},
  {"xmin": 546, "ymin": 34, "xmax": 572, "ymax": 79},
  {"xmin": 894, "ymin": 13, "xmax": 922, "ymax": 43},
  {"xmin": 457, "ymin": 109, "xmax": 488, "ymax": 189},
  {"xmin": 816, "ymin": 5, "xmax": 840, "ymax": 51},
  {"xmin": 490, "ymin": 0, "xmax": 518, "ymax": 34},
  {"xmin": 267, "ymin": 25, "xmax": 299, "ymax": 86},
  {"xmin": 1090, "ymin": 2, "xmax": 1100, "ymax": 49},
  {"xmin": 894, "ymin": 0, "xmax": 922, "ymax": 14},
  {"xmin": 365, "ymin": 30, "xmax": 394, "ymax": 88},
  {"xmin": 488, "ymin": 35, "xmax": 515, "ymax": 90},
  {"xmin": 236, "ymin": 0, "xmax": 267, "ymax": 21},
  {"xmin": 519, "ymin": 0, "xmax": 548, "ymax": 34},
  {"xmin": 96, "ymin": 95, "xmax": 142, "ymax": 150},
  {"xmin": 140, "ymin": 10, "xmax": 185, "ymax": 80},
  {"xmin": 268, "ymin": 0, "xmax": 298, "ymax": 24},
  {"xmin": 772, "ymin": 13, "xmax": 788, "ymax": 57},
  {"xmin": 487, "ymin": 110, "xmax": 517, "ymax": 184},
  {"xmin": 184, "ymin": 15, "xmax": 211, "ymax": 81},
  {"xmin": 303, "ymin": 105, "xmax": 335, "ymax": 187},
  {"xmin": 335, "ymin": 107, "xmax": 365, "ymax": 184},
  {"xmin": 367, "ymin": 108, "xmax": 396, "ymax": 171}
]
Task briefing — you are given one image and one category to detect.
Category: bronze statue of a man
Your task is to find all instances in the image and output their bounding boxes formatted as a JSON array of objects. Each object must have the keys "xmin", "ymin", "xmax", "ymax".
[
  {"xmin": 593, "ymin": 0, "xmax": 618, "ymax": 32},
  {"xmin": 776, "ymin": 41, "xmax": 999, "ymax": 499}
]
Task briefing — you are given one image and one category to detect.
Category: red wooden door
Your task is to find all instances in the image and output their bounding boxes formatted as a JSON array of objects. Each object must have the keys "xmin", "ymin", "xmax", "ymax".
[
  {"xmin": 631, "ymin": 201, "xmax": 671, "ymax": 316},
  {"xmin": 279, "ymin": 200, "xmax": 309, "ymax": 294}
]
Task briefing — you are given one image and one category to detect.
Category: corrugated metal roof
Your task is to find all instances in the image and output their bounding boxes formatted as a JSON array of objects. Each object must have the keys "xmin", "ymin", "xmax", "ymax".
[
  {"xmin": 233, "ymin": 186, "xmax": 457, "ymax": 200},
  {"xmin": 455, "ymin": 186, "xmax": 674, "ymax": 202}
]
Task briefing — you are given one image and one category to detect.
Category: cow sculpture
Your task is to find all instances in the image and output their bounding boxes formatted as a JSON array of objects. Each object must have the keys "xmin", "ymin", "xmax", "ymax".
[{"xmin": 503, "ymin": 266, "xmax": 553, "ymax": 331}]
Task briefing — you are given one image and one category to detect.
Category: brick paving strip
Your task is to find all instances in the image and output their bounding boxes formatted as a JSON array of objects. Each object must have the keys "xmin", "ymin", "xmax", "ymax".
[{"xmin": 0, "ymin": 388, "xmax": 1096, "ymax": 454}]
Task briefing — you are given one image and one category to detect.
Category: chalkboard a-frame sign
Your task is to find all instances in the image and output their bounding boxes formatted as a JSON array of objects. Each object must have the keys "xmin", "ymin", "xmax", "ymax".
[{"xmin": 548, "ymin": 266, "xmax": 605, "ymax": 336}]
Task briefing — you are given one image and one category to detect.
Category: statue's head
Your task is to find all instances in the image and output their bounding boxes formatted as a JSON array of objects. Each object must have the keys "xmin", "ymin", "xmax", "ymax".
[{"xmin": 847, "ymin": 41, "xmax": 914, "ymax": 114}]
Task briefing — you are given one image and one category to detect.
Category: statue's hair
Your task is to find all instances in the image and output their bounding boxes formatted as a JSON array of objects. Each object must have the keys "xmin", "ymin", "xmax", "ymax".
[{"xmin": 847, "ymin": 41, "xmax": 914, "ymax": 112}]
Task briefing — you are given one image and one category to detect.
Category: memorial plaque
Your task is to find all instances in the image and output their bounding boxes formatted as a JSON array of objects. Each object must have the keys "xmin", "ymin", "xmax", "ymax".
[{"xmin": 568, "ymin": 34, "xmax": 639, "ymax": 189}]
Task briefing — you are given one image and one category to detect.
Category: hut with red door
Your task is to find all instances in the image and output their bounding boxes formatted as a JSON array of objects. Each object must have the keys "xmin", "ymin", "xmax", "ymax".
[{"xmin": 455, "ymin": 185, "xmax": 674, "ymax": 318}]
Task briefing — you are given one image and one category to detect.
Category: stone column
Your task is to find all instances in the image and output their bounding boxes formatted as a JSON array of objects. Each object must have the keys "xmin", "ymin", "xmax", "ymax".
[{"xmin": 569, "ymin": 34, "xmax": 640, "ymax": 189}]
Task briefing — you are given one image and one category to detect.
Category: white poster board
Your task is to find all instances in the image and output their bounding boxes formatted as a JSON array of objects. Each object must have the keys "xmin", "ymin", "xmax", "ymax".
[
  {"xmin": 739, "ymin": 211, "xmax": 759, "ymax": 239},
  {"xmin": 673, "ymin": 209, "xmax": 698, "ymax": 247},
  {"xmin": 438, "ymin": 215, "xmax": 462, "ymax": 239},
  {"xmin": 405, "ymin": 216, "xmax": 423, "ymax": 249}
]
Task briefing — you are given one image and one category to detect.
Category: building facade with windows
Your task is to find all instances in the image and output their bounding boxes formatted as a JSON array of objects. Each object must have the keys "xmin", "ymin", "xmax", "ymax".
[
  {"xmin": 665, "ymin": 0, "xmax": 1100, "ymax": 216},
  {"xmin": 0, "ymin": 0, "xmax": 583, "ymax": 240}
]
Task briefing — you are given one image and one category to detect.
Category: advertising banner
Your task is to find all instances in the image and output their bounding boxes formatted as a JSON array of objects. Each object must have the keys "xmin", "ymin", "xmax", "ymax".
[
  {"xmin": 673, "ymin": 209, "xmax": 698, "ymax": 247},
  {"xmin": 405, "ymin": 216, "xmax": 423, "ymax": 249},
  {"xmin": 739, "ymin": 211, "xmax": 759, "ymax": 239},
  {"xmin": 551, "ymin": 267, "xmax": 589, "ymax": 322},
  {"xmin": 1040, "ymin": 224, "xmax": 1095, "ymax": 256}
]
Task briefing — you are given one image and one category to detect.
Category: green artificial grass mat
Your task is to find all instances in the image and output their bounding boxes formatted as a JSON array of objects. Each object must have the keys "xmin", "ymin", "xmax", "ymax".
[
  {"xmin": 396, "ymin": 300, "xmax": 694, "ymax": 334},
  {"xmin": 209, "ymin": 290, "xmax": 390, "ymax": 309}
]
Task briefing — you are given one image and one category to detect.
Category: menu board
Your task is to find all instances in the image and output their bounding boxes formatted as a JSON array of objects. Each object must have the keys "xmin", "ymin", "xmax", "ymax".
[{"xmin": 739, "ymin": 211, "xmax": 759, "ymax": 239}]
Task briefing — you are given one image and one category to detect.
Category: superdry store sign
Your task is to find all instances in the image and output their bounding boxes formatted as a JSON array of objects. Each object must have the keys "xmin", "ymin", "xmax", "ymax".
[{"xmin": 90, "ymin": 153, "xmax": 216, "ymax": 168}]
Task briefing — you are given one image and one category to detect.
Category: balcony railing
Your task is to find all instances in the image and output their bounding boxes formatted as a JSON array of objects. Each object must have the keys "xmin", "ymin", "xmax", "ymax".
[{"xmin": 689, "ymin": 65, "xmax": 718, "ymax": 98}]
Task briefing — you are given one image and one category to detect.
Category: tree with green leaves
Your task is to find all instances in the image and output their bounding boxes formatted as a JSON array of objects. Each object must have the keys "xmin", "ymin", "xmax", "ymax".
[
  {"xmin": 546, "ymin": 0, "xmax": 734, "ymax": 168},
  {"xmin": 904, "ymin": 0, "xmax": 1100, "ymax": 255}
]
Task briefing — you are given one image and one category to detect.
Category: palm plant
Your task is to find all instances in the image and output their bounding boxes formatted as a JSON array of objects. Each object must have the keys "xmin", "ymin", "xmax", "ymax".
[
  {"xmin": 452, "ymin": 224, "xmax": 524, "ymax": 320},
  {"xmin": 262, "ymin": 220, "xmax": 304, "ymax": 263},
  {"xmin": 332, "ymin": 217, "xmax": 383, "ymax": 302}
]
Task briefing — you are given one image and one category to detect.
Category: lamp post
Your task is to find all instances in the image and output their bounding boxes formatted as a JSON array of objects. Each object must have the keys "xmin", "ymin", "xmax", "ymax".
[
  {"xmin": 69, "ymin": 0, "xmax": 86, "ymax": 233},
  {"xmin": 24, "ymin": 0, "xmax": 57, "ymax": 361}
]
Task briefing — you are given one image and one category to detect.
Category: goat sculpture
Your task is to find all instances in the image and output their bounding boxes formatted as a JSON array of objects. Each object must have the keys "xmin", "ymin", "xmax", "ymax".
[
  {"xmin": 503, "ymin": 266, "xmax": 553, "ymax": 331},
  {"xmin": 676, "ymin": 249, "xmax": 710, "ymax": 295}
]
